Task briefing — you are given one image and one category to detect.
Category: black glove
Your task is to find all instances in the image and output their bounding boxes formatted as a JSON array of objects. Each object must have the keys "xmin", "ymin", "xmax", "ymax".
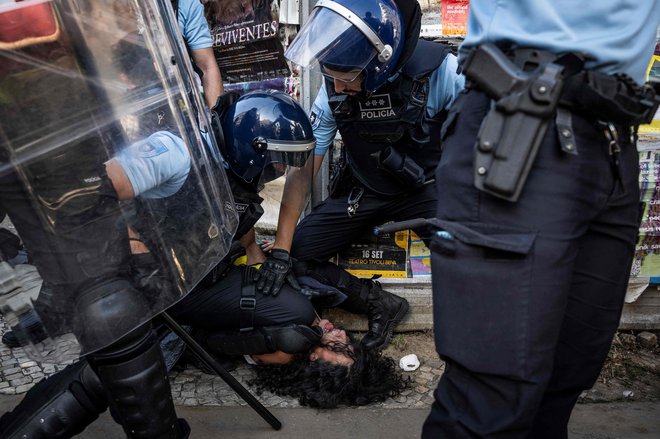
[
  {"xmin": 253, "ymin": 249, "xmax": 298, "ymax": 296},
  {"xmin": 130, "ymin": 252, "xmax": 173, "ymax": 299}
]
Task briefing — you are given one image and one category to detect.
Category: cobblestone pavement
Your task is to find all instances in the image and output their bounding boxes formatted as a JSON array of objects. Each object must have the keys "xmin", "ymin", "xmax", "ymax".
[
  {"xmin": 0, "ymin": 316, "xmax": 443, "ymax": 410},
  {"xmin": 3, "ymin": 311, "xmax": 660, "ymax": 414},
  {"xmin": 166, "ymin": 358, "xmax": 441, "ymax": 409}
]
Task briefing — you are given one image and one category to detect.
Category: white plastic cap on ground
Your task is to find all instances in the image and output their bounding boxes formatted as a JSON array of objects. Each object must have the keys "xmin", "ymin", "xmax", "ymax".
[{"xmin": 399, "ymin": 354, "xmax": 420, "ymax": 371}]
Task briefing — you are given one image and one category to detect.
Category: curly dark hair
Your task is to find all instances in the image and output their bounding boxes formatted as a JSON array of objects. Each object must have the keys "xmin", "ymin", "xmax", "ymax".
[{"xmin": 248, "ymin": 341, "xmax": 408, "ymax": 409}]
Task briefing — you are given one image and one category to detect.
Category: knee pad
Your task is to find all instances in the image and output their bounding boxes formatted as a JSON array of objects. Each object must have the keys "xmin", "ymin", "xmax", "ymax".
[
  {"xmin": 292, "ymin": 260, "xmax": 338, "ymax": 284},
  {"xmin": 74, "ymin": 278, "xmax": 150, "ymax": 353},
  {"xmin": 298, "ymin": 261, "xmax": 369, "ymax": 313}
]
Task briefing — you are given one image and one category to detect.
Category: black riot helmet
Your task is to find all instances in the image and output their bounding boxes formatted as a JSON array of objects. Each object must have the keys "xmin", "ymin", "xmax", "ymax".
[{"xmin": 219, "ymin": 90, "xmax": 316, "ymax": 181}]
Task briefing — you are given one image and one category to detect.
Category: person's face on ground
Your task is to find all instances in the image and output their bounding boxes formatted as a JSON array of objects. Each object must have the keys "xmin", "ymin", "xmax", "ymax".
[{"xmin": 310, "ymin": 319, "xmax": 354, "ymax": 366}]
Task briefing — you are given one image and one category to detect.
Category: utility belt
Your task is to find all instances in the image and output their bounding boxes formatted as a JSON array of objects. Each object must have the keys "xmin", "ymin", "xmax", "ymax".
[
  {"xmin": 462, "ymin": 43, "xmax": 660, "ymax": 202},
  {"xmin": 561, "ymin": 70, "xmax": 659, "ymax": 125}
]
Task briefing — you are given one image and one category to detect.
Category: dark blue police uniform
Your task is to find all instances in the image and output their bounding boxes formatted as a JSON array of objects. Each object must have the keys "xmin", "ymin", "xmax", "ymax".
[
  {"xmin": 292, "ymin": 41, "xmax": 456, "ymax": 260},
  {"xmin": 425, "ymin": 88, "xmax": 641, "ymax": 438},
  {"xmin": 422, "ymin": 1, "xmax": 660, "ymax": 436}
]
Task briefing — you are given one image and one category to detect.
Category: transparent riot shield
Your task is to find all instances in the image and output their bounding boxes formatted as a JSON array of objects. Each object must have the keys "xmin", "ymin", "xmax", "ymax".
[{"xmin": 0, "ymin": 0, "xmax": 238, "ymax": 361}]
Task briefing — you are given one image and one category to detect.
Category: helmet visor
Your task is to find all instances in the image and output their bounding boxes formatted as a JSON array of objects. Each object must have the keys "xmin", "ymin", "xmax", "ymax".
[
  {"xmin": 285, "ymin": 6, "xmax": 377, "ymax": 82},
  {"xmin": 258, "ymin": 139, "xmax": 315, "ymax": 185},
  {"xmin": 266, "ymin": 138, "xmax": 315, "ymax": 167},
  {"xmin": 256, "ymin": 148, "xmax": 314, "ymax": 233}
]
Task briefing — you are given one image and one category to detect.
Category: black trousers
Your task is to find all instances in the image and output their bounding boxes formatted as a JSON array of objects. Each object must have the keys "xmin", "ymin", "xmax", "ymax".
[
  {"xmin": 169, "ymin": 265, "xmax": 316, "ymax": 329},
  {"xmin": 291, "ymin": 183, "xmax": 437, "ymax": 261},
  {"xmin": 422, "ymin": 89, "xmax": 641, "ymax": 438}
]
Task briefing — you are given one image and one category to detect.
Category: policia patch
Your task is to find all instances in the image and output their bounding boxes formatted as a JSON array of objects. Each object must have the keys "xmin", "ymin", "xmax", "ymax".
[{"xmin": 358, "ymin": 94, "xmax": 395, "ymax": 120}]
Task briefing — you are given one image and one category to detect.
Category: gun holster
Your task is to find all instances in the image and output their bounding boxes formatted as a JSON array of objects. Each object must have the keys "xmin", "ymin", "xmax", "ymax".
[
  {"xmin": 462, "ymin": 44, "xmax": 572, "ymax": 202},
  {"xmin": 328, "ymin": 155, "xmax": 348, "ymax": 198}
]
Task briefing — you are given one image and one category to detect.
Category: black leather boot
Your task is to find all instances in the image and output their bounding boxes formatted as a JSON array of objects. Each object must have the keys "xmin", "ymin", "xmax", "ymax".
[
  {"xmin": 1, "ymin": 309, "xmax": 48, "ymax": 348},
  {"xmin": 361, "ymin": 280, "xmax": 409, "ymax": 350},
  {"xmin": 296, "ymin": 262, "xmax": 410, "ymax": 349}
]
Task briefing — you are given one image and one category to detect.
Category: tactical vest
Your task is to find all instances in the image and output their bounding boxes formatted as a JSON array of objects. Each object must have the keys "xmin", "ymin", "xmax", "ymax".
[{"xmin": 328, "ymin": 40, "xmax": 451, "ymax": 196}]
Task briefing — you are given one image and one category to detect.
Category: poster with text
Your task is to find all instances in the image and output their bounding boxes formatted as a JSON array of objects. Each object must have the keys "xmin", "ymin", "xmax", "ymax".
[
  {"xmin": 337, "ymin": 230, "xmax": 410, "ymax": 279},
  {"xmin": 441, "ymin": 0, "xmax": 469, "ymax": 36},
  {"xmin": 204, "ymin": 0, "xmax": 290, "ymax": 84},
  {"xmin": 632, "ymin": 146, "xmax": 660, "ymax": 279}
]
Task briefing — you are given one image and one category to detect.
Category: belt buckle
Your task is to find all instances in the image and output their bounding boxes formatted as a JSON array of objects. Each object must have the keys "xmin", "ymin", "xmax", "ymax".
[{"xmin": 239, "ymin": 297, "xmax": 256, "ymax": 310}]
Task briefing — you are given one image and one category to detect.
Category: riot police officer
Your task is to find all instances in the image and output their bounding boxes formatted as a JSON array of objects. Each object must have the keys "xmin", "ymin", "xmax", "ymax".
[
  {"xmin": 114, "ymin": 0, "xmax": 223, "ymax": 107},
  {"xmin": 258, "ymin": 0, "xmax": 465, "ymax": 350},
  {"xmin": 168, "ymin": 89, "xmax": 321, "ymax": 332},
  {"xmin": 171, "ymin": 89, "xmax": 395, "ymax": 360},
  {"xmin": 172, "ymin": 0, "xmax": 224, "ymax": 107},
  {"xmin": 0, "ymin": 2, "xmax": 236, "ymax": 438},
  {"xmin": 422, "ymin": 2, "xmax": 660, "ymax": 438}
]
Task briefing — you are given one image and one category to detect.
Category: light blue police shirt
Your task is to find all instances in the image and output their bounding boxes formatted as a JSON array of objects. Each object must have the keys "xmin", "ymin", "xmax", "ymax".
[
  {"xmin": 459, "ymin": 0, "xmax": 660, "ymax": 85},
  {"xmin": 177, "ymin": 0, "xmax": 213, "ymax": 50},
  {"xmin": 309, "ymin": 53, "xmax": 466, "ymax": 157},
  {"xmin": 116, "ymin": 131, "xmax": 191, "ymax": 199}
]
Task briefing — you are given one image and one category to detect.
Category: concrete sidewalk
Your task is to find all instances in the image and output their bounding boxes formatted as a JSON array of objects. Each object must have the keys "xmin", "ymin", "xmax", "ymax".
[{"xmin": 1, "ymin": 395, "xmax": 658, "ymax": 439}]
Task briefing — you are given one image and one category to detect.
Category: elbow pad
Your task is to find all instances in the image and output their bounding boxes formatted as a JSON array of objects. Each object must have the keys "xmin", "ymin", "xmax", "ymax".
[{"xmin": 201, "ymin": 324, "xmax": 323, "ymax": 356}]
